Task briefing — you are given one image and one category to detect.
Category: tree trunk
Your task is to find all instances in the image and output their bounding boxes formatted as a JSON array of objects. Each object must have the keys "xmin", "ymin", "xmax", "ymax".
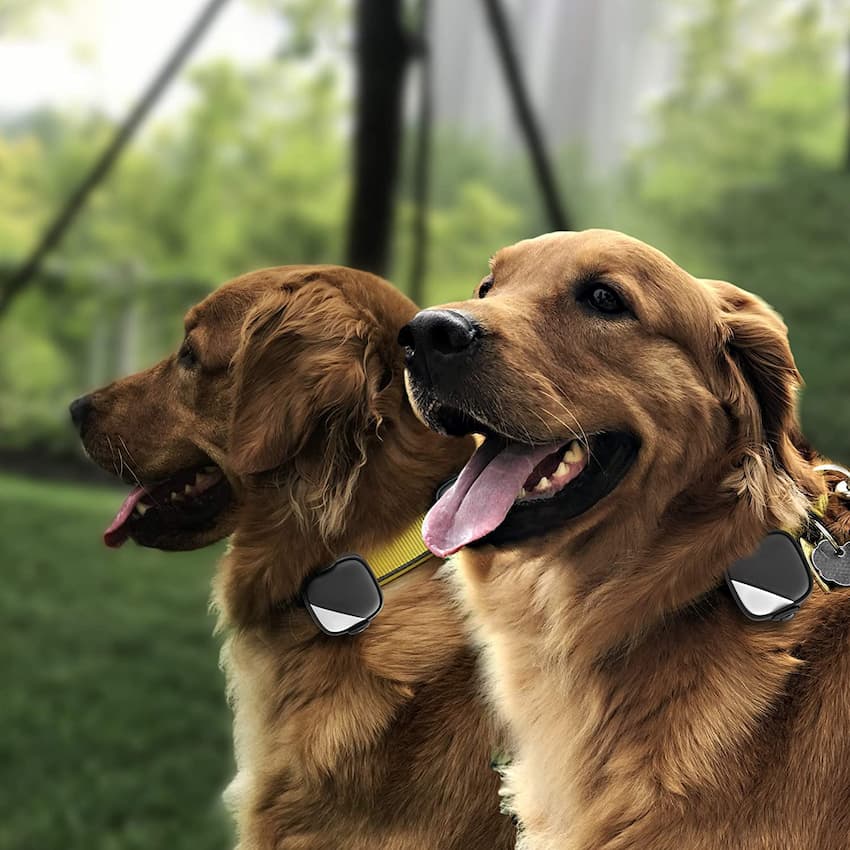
[{"xmin": 345, "ymin": 0, "xmax": 410, "ymax": 276}]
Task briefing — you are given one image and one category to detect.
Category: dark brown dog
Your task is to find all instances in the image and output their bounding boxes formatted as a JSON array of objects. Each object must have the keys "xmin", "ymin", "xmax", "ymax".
[
  {"xmin": 72, "ymin": 266, "xmax": 513, "ymax": 850},
  {"xmin": 401, "ymin": 230, "xmax": 850, "ymax": 850}
]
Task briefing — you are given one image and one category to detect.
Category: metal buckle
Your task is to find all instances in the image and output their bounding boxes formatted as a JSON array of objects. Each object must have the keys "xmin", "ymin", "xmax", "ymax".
[
  {"xmin": 804, "ymin": 466, "xmax": 850, "ymax": 587},
  {"xmin": 808, "ymin": 516, "xmax": 843, "ymax": 556}
]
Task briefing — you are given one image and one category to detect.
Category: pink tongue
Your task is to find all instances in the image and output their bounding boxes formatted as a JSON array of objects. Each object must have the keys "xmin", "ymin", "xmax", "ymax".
[
  {"xmin": 104, "ymin": 487, "xmax": 146, "ymax": 548},
  {"xmin": 423, "ymin": 439, "xmax": 564, "ymax": 557}
]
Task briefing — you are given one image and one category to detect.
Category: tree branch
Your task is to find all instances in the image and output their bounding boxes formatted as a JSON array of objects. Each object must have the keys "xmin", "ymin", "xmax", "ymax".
[
  {"xmin": 0, "ymin": 0, "xmax": 231, "ymax": 316},
  {"xmin": 481, "ymin": 0, "xmax": 571, "ymax": 231}
]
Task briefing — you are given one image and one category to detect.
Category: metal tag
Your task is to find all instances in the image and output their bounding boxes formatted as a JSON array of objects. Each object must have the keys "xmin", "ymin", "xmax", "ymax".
[
  {"xmin": 725, "ymin": 532, "xmax": 812, "ymax": 622},
  {"xmin": 302, "ymin": 555, "xmax": 383, "ymax": 636},
  {"xmin": 811, "ymin": 540, "xmax": 850, "ymax": 587}
]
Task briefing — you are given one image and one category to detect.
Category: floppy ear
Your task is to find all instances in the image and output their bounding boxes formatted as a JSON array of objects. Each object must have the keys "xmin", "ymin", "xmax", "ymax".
[
  {"xmin": 710, "ymin": 281, "xmax": 799, "ymax": 462},
  {"xmin": 229, "ymin": 283, "xmax": 385, "ymax": 537},
  {"xmin": 707, "ymin": 280, "xmax": 818, "ymax": 519}
]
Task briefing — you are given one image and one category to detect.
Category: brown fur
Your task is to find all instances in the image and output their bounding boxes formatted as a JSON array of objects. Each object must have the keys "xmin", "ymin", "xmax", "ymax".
[
  {"xmin": 414, "ymin": 230, "xmax": 850, "ymax": 849},
  {"xmin": 77, "ymin": 266, "xmax": 513, "ymax": 850}
]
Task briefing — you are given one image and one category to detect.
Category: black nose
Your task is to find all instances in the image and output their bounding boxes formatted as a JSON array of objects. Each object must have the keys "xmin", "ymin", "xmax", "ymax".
[
  {"xmin": 69, "ymin": 394, "xmax": 94, "ymax": 435},
  {"xmin": 398, "ymin": 309, "xmax": 480, "ymax": 372}
]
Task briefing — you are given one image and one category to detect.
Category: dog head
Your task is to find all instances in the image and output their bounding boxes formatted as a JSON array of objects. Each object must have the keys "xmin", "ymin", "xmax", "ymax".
[
  {"xmin": 400, "ymin": 230, "xmax": 819, "ymax": 558},
  {"xmin": 73, "ymin": 266, "xmax": 437, "ymax": 551}
]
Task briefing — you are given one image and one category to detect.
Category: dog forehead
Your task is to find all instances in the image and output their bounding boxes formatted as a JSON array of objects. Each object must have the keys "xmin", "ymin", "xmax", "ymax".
[
  {"xmin": 494, "ymin": 230, "xmax": 677, "ymax": 285},
  {"xmin": 185, "ymin": 270, "xmax": 295, "ymax": 331},
  {"xmin": 184, "ymin": 288, "xmax": 248, "ymax": 336},
  {"xmin": 491, "ymin": 230, "xmax": 722, "ymax": 353}
]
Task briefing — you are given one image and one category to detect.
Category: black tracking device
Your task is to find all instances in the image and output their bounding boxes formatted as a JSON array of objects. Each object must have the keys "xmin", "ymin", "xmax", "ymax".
[
  {"xmin": 725, "ymin": 531, "xmax": 812, "ymax": 622},
  {"xmin": 302, "ymin": 555, "xmax": 383, "ymax": 636}
]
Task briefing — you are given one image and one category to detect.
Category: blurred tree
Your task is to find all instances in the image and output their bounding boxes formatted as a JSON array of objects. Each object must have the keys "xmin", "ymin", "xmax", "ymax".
[
  {"xmin": 0, "ymin": 0, "xmax": 231, "ymax": 315},
  {"xmin": 844, "ymin": 30, "xmax": 850, "ymax": 172},
  {"xmin": 0, "ymin": 50, "xmax": 349, "ymax": 456},
  {"xmin": 623, "ymin": 0, "xmax": 850, "ymax": 460},
  {"xmin": 406, "ymin": 0, "xmax": 432, "ymax": 307},
  {"xmin": 635, "ymin": 0, "xmax": 845, "ymax": 215},
  {"xmin": 481, "ymin": 0, "xmax": 571, "ymax": 232}
]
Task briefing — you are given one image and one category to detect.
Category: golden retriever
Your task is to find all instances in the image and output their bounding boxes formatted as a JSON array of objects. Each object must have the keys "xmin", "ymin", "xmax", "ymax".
[
  {"xmin": 71, "ymin": 266, "xmax": 514, "ymax": 850},
  {"xmin": 400, "ymin": 230, "xmax": 850, "ymax": 850}
]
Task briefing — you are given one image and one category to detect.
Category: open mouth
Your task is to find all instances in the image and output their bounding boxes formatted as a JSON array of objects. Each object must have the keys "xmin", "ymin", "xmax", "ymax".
[
  {"xmin": 422, "ymin": 409, "xmax": 639, "ymax": 556},
  {"xmin": 104, "ymin": 462, "xmax": 233, "ymax": 550}
]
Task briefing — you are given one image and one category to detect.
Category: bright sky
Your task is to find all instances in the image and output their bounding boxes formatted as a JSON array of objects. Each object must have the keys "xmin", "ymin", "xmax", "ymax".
[{"xmin": 0, "ymin": 0, "xmax": 284, "ymax": 123}]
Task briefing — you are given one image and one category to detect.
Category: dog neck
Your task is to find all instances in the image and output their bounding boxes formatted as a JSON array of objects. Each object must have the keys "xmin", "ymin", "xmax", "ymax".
[
  {"xmin": 461, "ymin": 447, "xmax": 823, "ymax": 666},
  {"xmin": 457, "ymin": 455, "xmax": 827, "ymax": 843},
  {"xmin": 218, "ymin": 421, "xmax": 474, "ymax": 630}
]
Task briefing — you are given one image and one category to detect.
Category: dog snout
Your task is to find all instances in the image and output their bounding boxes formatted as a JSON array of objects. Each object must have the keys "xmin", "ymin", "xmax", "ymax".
[
  {"xmin": 398, "ymin": 309, "xmax": 481, "ymax": 382},
  {"xmin": 69, "ymin": 394, "xmax": 94, "ymax": 436}
]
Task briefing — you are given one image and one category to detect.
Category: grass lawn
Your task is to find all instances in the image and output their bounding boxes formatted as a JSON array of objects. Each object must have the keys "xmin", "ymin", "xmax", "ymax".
[{"xmin": 0, "ymin": 473, "xmax": 233, "ymax": 850}]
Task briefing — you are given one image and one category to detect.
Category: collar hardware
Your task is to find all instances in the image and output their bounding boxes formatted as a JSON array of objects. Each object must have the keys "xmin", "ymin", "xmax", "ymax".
[
  {"xmin": 725, "ymin": 531, "xmax": 812, "ymax": 622},
  {"xmin": 302, "ymin": 516, "xmax": 432, "ymax": 636},
  {"xmin": 303, "ymin": 555, "xmax": 384, "ymax": 636},
  {"xmin": 810, "ymin": 539, "xmax": 850, "ymax": 587},
  {"xmin": 726, "ymin": 466, "xmax": 849, "ymax": 620},
  {"xmin": 300, "ymin": 479, "xmax": 455, "ymax": 637}
]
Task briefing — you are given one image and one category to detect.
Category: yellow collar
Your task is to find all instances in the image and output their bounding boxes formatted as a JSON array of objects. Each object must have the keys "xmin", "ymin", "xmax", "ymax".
[
  {"xmin": 367, "ymin": 489, "xmax": 831, "ymax": 589},
  {"xmin": 360, "ymin": 512, "xmax": 433, "ymax": 586}
]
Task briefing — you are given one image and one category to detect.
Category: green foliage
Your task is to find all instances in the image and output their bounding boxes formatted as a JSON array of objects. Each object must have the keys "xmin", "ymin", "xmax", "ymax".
[
  {"xmin": 0, "ymin": 50, "xmax": 352, "ymax": 453},
  {"xmin": 0, "ymin": 31, "xmax": 538, "ymax": 455},
  {"xmin": 697, "ymin": 169, "xmax": 850, "ymax": 460},
  {"xmin": 635, "ymin": 0, "xmax": 846, "ymax": 213},
  {"xmin": 396, "ymin": 177, "xmax": 527, "ymax": 304},
  {"xmin": 612, "ymin": 0, "xmax": 850, "ymax": 463},
  {"xmin": 0, "ymin": 474, "xmax": 231, "ymax": 850},
  {"xmin": 393, "ymin": 128, "xmax": 562, "ymax": 302},
  {"xmin": 2, "ymin": 0, "xmax": 849, "ymax": 468}
]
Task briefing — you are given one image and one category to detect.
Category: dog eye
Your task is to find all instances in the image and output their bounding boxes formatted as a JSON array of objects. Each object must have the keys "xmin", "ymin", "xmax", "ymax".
[
  {"xmin": 178, "ymin": 342, "xmax": 198, "ymax": 369},
  {"xmin": 477, "ymin": 274, "xmax": 494, "ymax": 298},
  {"xmin": 581, "ymin": 283, "xmax": 628, "ymax": 316}
]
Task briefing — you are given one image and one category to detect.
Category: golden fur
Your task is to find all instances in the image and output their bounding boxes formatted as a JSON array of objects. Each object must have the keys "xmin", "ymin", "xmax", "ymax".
[
  {"xmin": 413, "ymin": 230, "xmax": 850, "ymax": 849},
  {"xmin": 76, "ymin": 266, "xmax": 513, "ymax": 850}
]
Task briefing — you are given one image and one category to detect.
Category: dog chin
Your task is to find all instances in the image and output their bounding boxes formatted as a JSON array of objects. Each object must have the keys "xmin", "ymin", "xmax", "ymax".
[{"xmin": 129, "ymin": 509, "xmax": 237, "ymax": 551}]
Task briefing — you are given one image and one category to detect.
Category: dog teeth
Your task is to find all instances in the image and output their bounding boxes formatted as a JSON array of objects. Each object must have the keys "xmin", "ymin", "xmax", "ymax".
[
  {"xmin": 534, "ymin": 477, "xmax": 550, "ymax": 493},
  {"xmin": 135, "ymin": 503, "xmax": 149, "ymax": 516},
  {"xmin": 563, "ymin": 441, "xmax": 585, "ymax": 463},
  {"xmin": 517, "ymin": 441, "xmax": 588, "ymax": 502},
  {"xmin": 184, "ymin": 484, "xmax": 194, "ymax": 495}
]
